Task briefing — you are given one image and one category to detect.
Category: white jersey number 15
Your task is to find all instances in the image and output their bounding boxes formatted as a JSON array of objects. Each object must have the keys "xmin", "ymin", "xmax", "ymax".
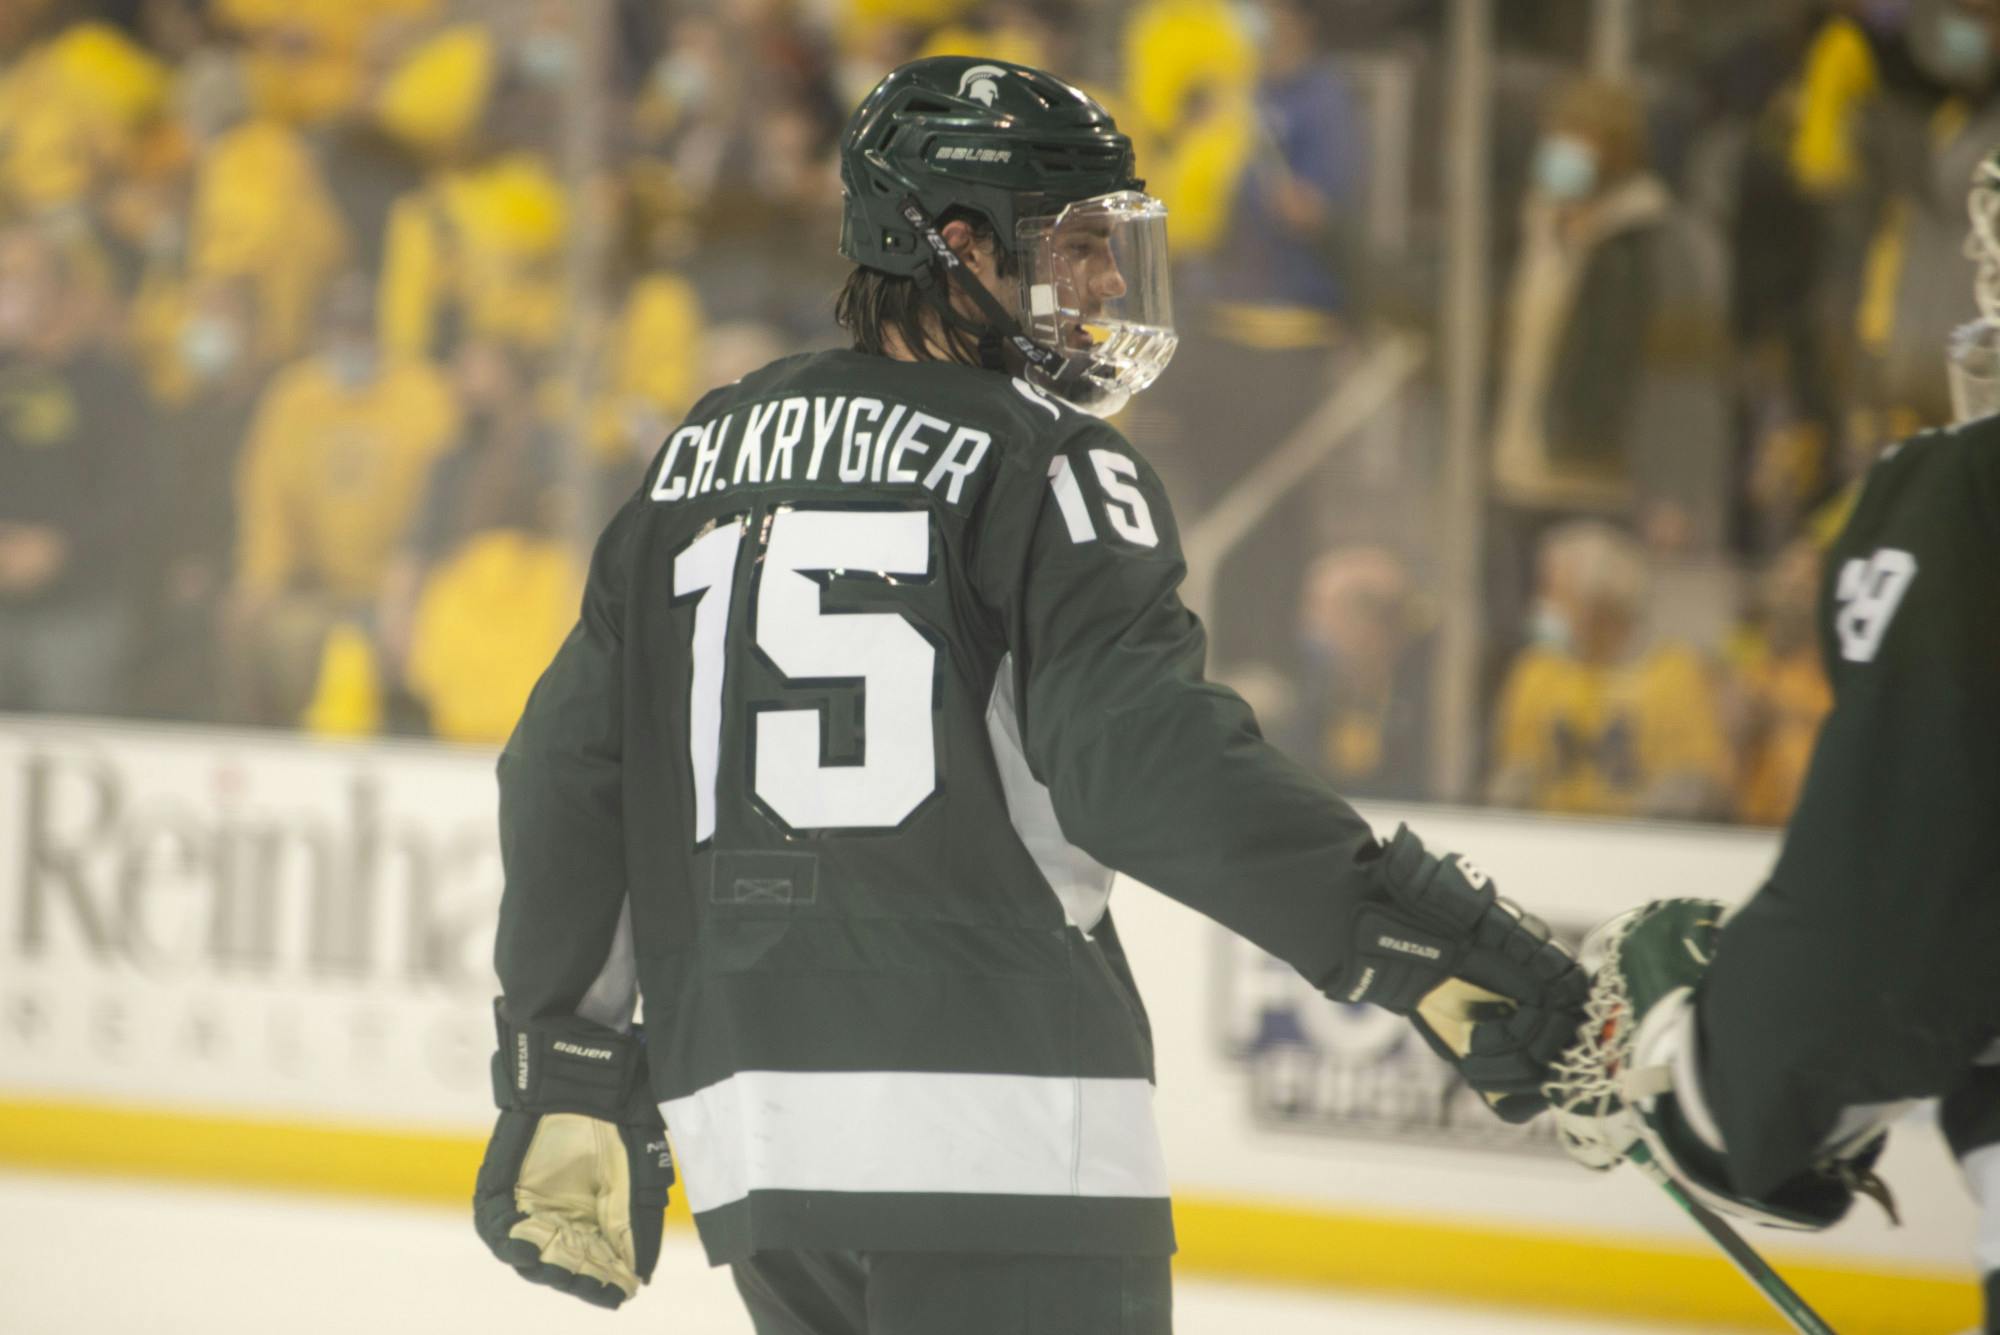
[{"xmin": 672, "ymin": 508, "xmax": 936, "ymax": 841}]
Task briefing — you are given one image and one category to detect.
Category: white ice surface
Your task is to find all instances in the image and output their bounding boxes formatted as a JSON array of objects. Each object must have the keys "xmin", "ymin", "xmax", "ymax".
[{"xmin": 0, "ymin": 1170, "xmax": 1720, "ymax": 1334}]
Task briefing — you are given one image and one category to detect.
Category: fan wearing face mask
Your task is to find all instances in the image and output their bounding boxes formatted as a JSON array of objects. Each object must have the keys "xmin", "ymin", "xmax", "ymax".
[{"xmin": 1485, "ymin": 77, "xmax": 1727, "ymax": 709}]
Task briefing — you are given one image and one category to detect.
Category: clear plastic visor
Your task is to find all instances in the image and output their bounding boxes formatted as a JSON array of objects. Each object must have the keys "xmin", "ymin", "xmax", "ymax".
[
  {"xmin": 1953, "ymin": 162, "xmax": 2000, "ymax": 423},
  {"xmin": 1949, "ymin": 319, "xmax": 2000, "ymax": 424},
  {"xmin": 1015, "ymin": 190, "xmax": 1177, "ymax": 416}
]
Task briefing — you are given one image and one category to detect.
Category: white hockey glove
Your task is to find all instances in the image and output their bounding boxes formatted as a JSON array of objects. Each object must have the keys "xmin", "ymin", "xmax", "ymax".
[
  {"xmin": 473, "ymin": 1002, "xmax": 675, "ymax": 1308},
  {"xmin": 1542, "ymin": 898, "xmax": 1896, "ymax": 1231},
  {"xmin": 1326, "ymin": 826, "xmax": 1590, "ymax": 1123}
]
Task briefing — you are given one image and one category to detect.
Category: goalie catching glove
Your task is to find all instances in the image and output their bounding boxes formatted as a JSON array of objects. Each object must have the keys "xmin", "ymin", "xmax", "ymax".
[
  {"xmin": 473, "ymin": 1001, "xmax": 675, "ymax": 1308},
  {"xmin": 1542, "ymin": 898, "xmax": 1897, "ymax": 1231},
  {"xmin": 1325, "ymin": 825, "xmax": 1589, "ymax": 1123}
]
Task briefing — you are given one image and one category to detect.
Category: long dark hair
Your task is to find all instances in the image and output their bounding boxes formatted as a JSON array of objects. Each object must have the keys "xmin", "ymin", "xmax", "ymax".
[{"xmin": 833, "ymin": 210, "xmax": 1012, "ymax": 363}]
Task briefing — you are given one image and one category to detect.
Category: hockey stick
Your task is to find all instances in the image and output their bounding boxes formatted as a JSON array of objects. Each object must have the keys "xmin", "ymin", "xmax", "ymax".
[{"xmin": 1628, "ymin": 1143, "xmax": 1837, "ymax": 1335}]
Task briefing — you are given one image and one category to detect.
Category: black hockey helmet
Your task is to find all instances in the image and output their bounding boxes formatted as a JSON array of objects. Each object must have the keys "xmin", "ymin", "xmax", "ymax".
[
  {"xmin": 838, "ymin": 56, "xmax": 1140, "ymax": 276},
  {"xmin": 836, "ymin": 57, "xmax": 1178, "ymax": 416}
]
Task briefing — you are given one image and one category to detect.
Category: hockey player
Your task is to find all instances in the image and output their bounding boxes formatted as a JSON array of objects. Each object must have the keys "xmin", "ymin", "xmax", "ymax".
[
  {"xmin": 1547, "ymin": 151, "xmax": 2000, "ymax": 1331},
  {"xmin": 472, "ymin": 57, "xmax": 1587, "ymax": 1333}
]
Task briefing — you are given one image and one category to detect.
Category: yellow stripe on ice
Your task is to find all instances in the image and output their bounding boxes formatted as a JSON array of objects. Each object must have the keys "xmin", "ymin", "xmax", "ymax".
[{"xmin": 0, "ymin": 1096, "xmax": 1974, "ymax": 1332}]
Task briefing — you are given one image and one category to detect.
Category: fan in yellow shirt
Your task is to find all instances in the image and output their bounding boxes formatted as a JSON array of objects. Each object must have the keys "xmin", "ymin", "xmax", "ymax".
[
  {"xmin": 406, "ymin": 530, "xmax": 580, "ymax": 744},
  {"xmin": 0, "ymin": 22, "xmax": 168, "ymax": 214},
  {"xmin": 189, "ymin": 117, "xmax": 351, "ymax": 365},
  {"xmin": 1121, "ymin": 0, "xmax": 1258, "ymax": 257},
  {"xmin": 226, "ymin": 275, "xmax": 457, "ymax": 726},
  {"xmin": 1489, "ymin": 521, "xmax": 1733, "ymax": 820},
  {"xmin": 378, "ymin": 153, "xmax": 569, "ymax": 361},
  {"xmin": 377, "ymin": 337, "xmax": 577, "ymax": 743},
  {"xmin": 214, "ymin": 0, "xmax": 440, "ymax": 126}
]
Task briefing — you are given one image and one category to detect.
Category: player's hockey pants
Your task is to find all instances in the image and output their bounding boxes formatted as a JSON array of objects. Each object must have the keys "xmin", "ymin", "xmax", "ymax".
[{"xmin": 730, "ymin": 1248, "xmax": 1173, "ymax": 1335}]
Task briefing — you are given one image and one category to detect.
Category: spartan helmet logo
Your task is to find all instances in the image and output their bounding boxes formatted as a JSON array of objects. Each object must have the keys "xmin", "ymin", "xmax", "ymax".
[{"xmin": 957, "ymin": 64, "xmax": 1008, "ymax": 107}]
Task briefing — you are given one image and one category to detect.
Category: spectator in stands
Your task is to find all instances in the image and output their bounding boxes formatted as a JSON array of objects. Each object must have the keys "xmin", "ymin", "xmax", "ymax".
[
  {"xmin": 0, "ymin": 20, "xmax": 168, "ymax": 222},
  {"xmin": 1130, "ymin": 0, "xmax": 1369, "ymax": 675},
  {"xmin": 138, "ymin": 273, "xmax": 269, "ymax": 719},
  {"xmin": 214, "ymin": 0, "xmax": 436, "ymax": 130},
  {"xmin": 383, "ymin": 337, "xmax": 577, "ymax": 744},
  {"xmin": 0, "ymin": 222, "xmax": 150, "ymax": 714},
  {"xmin": 1725, "ymin": 536, "xmax": 1832, "ymax": 826},
  {"xmin": 347, "ymin": 1, "xmax": 572, "ymax": 363},
  {"xmin": 1779, "ymin": 2, "xmax": 2000, "ymax": 461},
  {"xmin": 186, "ymin": 70, "xmax": 352, "ymax": 365},
  {"xmin": 1486, "ymin": 76, "xmax": 1730, "ymax": 688},
  {"xmin": 1286, "ymin": 546, "xmax": 1432, "ymax": 800},
  {"xmin": 1122, "ymin": 0, "xmax": 1258, "ymax": 259},
  {"xmin": 1718, "ymin": 10, "xmax": 1845, "ymax": 561},
  {"xmin": 225, "ymin": 273, "xmax": 457, "ymax": 729},
  {"xmin": 1210, "ymin": 0, "xmax": 1373, "ymax": 669},
  {"xmin": 1209, "ymin": 0, "xmax": 1369, "ymax": 329},
  {"xmin": 1853, "ymin": 1, "xmax": 2000, "ymax": 433},
  {"xmin": 1488, "ymin": 521, "xmax": 1733, "ymax": 820},
  {"xmin": 633, "ymin": 0, "xmax": 845, "ymax": 339},
  {"xmin": 1492, "ymin": 77, "xmax": 1680, "ymax": 516},
  {"xmin": 592, "ymin": 178, "xmax": 707, "ymax": 470},
  {"xmin": 377, "ymin": 148, "xmax": 569, "ymax": 363}
]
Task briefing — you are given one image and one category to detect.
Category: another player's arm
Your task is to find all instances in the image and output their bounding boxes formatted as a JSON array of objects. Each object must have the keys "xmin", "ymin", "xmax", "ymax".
[
  {"xmin": 1695, "ymin": 443, "xmax": 2000, "ymax": 1199},
  {"xmin": 986, "ymin": 425, "xmax": 1585, "ymax": 1118},
  {"xmin": 475, "ymin": 493, "xmax": 674, "ymax": 1309},
  {"xmin": 1550, "ymin": 442, "xmax": 2000, "ymax": 1228}
]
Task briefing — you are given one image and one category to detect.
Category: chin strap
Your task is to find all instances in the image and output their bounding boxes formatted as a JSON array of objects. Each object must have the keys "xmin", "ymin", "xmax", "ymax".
[{"xmin": 899, "ymin": 196, "xmax": 1080, "ymax": 387}]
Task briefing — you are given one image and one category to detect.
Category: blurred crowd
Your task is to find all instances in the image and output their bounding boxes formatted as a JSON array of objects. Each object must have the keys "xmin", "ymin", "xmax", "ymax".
[{"xmin": 0, "ymin": 0, "xmax": 1990, "ymax": 828}]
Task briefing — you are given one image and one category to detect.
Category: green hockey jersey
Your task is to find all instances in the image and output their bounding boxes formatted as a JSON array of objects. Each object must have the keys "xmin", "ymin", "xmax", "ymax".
[
  {"xmin": 1701, "ymin": 418, "xmax": 2000, "ymax": 1198},
  {"xmin": 494, "ymin": 349, "xmax": 1383, "ymax": 1264}
]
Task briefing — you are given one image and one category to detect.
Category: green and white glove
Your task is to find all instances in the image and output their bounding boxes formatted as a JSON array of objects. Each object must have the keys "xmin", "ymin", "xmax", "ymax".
[
  {"xmin": 1544, "ymin": 898, "xmax": 1895, "ymax": 1231},
  {"xmin": 473, "ymin": 1001, "xmax": 675, "ymax": 1308}
]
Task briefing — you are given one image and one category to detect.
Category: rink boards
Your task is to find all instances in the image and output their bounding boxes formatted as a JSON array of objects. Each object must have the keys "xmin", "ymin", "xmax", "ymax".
[{"xmin": 0, "ymin": 714, "xmax": 1980, "ymax": 1332}]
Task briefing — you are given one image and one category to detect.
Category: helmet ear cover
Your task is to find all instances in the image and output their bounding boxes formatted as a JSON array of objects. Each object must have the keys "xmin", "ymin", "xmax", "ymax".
[{"xmin": 898, "ymin": 193, "xmax": 1067, "ymax": 380}]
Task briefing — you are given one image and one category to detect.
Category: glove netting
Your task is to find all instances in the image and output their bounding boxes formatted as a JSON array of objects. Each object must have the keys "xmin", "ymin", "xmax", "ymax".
[{"xmin": 1541, "ymin": 908, "xmax": 1646, "ymax": 1171}]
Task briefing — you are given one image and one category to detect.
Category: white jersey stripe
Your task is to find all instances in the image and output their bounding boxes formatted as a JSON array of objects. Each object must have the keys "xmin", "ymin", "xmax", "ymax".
[
  {"xmin": 662, "ymin": 1069, "xmax": 1168, "ymax": 1215},
  {"xmin": 1964, "ymin": 1144, "xmax": 2000, "ymax": 1275},
  {"xmin": 985, "ymin": 655, "xmax": 1118, "ymax": 934}
]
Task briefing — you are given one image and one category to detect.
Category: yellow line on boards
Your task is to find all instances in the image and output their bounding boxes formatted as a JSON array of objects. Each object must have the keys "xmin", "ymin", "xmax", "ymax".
[
  {"xmin": 0, "ymin": 1097, "xmax": 1975, "ymax": 1332},
  {"xmin": 0, "ymin": 1096, "xmax": 686, "ymax": 1229},
  {"xmin": 1172, "ymin": 1196, "xmax": 1975, "ymax": 1333}
]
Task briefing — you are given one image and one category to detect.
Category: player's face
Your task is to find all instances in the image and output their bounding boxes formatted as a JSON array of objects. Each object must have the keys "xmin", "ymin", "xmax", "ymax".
[
  {"xmin": 1011, "ymin": 190, "xmax": 1175, "ymax": 414},
  {"xmin": 1050, "ymin": 216, "xmax": 1128, "ymax": 347}
]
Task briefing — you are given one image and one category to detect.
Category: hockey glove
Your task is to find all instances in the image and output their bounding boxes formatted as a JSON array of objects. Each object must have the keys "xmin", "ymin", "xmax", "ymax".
[
  {"xmin": 473, "ymin": 1001, "xmax": 675, "ymax": 1308},
  {"xmin": 1542, "ymin": 898, "xmax": 1896, "ymax": 1231},
  {"xmin": 1325, "ymin": 825, "xmax": 1589, "ymax": 1122}
]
